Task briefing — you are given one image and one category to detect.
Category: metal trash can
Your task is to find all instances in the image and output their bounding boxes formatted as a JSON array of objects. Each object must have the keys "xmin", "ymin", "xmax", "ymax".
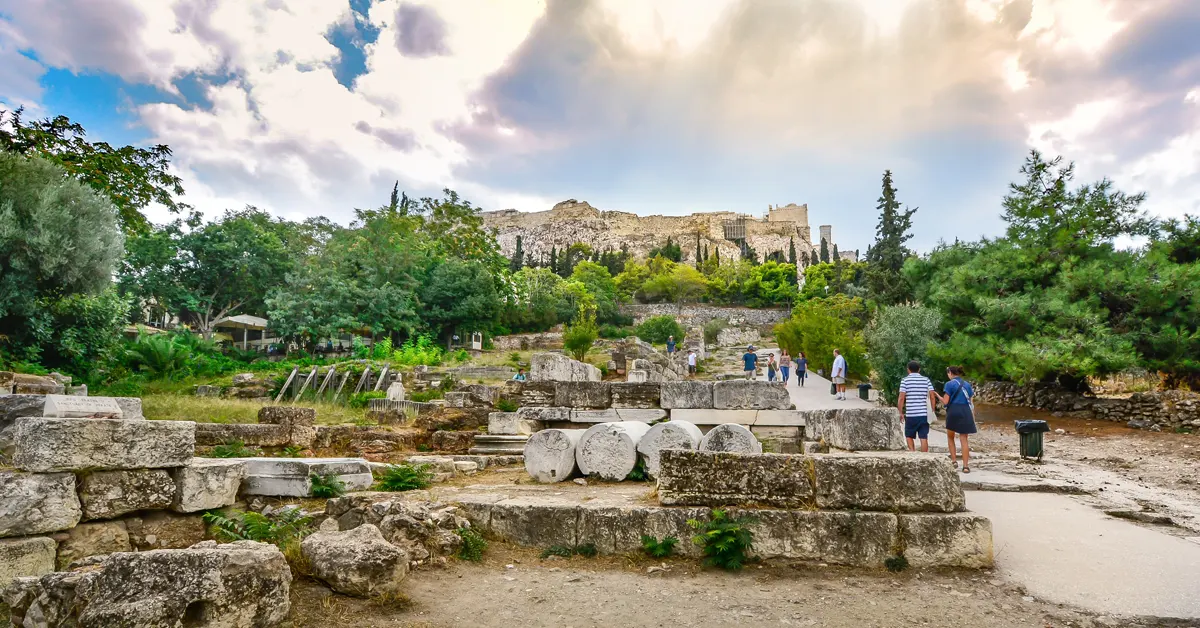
[
  {"xmin": 857, "ymin": 383, "xmax": 872, "ymax": 401},
  {"xmin": 830, "ymin": 382, "xmax": 837, "ymax": 395},
  {"xmin": 1014, "ymin": 420, "xmax": 1050, "ymax": 461}
]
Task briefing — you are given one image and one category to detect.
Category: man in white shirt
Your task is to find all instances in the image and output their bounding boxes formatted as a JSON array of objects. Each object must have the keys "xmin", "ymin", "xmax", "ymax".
[
  {"xmin": 831, "ymin": 349, "xmax": 848, "ymax": 400},
  {"xmin": 897, "ymin": 360, "xmax": 938, "ymax": 451},
  {"xmin": 686, "ymin": 350, "xmax": 697, "ymax": 376}
]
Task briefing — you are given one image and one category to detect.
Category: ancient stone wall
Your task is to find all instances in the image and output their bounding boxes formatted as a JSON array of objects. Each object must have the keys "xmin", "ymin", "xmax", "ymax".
[
  {"xmin": 621, "ymin": 304, "xmax": 790, "ymax": 328},
  {"xmin": 973, "ymin": 381, "xmax": 1200, "ymax": 431}
]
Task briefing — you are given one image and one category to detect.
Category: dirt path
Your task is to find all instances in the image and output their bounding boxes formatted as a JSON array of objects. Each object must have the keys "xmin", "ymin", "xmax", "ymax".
[{"xmin": 285, "ymin": 545, "xmax": 1127, "ymax": 628}]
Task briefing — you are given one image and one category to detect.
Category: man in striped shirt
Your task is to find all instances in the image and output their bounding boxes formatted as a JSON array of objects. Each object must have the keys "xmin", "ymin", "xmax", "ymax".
[{"xmin": 897, "ymin": 360, "xmax": 938, "ymax": 452}]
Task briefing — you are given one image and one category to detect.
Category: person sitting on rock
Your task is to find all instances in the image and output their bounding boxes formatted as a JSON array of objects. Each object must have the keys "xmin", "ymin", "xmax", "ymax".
[{"xmin": 512, "ymin": 368, "xmax": 527, "ymax": 382}]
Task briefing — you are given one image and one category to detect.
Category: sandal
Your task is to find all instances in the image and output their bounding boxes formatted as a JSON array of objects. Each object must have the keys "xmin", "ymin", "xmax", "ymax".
[{"xmin": 962, "ymin": 466, "xmax": 970, "ymax": 474}]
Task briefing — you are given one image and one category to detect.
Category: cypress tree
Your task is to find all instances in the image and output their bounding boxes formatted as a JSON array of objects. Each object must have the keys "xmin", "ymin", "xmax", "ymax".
[
  {"xmin": 788, "ymin": 237, "xmax": 797, "ymax": 266},
  {"xmin": 819, "ymin": 238, "xmax": 830, "ymax": 263},
  {"xmin": 832, "ymin": 243, "xmax": 840, "ymax": 261},
  {"xmin": 865, "ymin": 169, "xmax": 917, "ymax": 305},
  {"xmin": 714, "ymin": 247, "xmax": 721, "ymax": 264},
  {"xmin": 695, "ymin": 232, "xmax": 702, "ymax": 268},
  {"xmin": 550, "ymin": 246, "xmax": 559, "ymax": 276},
  {"xmin": 510, "ymin": 236, "xmax": 524, "ymax": 272}
]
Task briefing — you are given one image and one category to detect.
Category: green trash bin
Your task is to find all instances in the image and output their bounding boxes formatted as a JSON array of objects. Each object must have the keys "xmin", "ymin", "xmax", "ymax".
[
  {"xmin": 857, "ymin": 383, "xmax": 872, "ymax": 401},
  {"xmin": 1015, "ymin": 420, "xmax": 1050, "ymax": 461}
]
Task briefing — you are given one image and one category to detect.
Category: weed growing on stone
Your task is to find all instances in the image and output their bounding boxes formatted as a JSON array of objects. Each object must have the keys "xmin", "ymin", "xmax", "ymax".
[
  {"xmin": 496, "ymin": 398, "xmax": 518, "ymax": 412},
  {"xmin": 281, "ymin": 445, "xmax": 305, "ymax": 457},
  {"xmin": 540, "ymin": 545, "xmax": 575, "ymax": 559},
  {"xmin": 640, "ymin": 535, "xmax": 678, "ymax": 558},
  {"xmin": 375, "ymin": 463, "xmax": 434, "ymax": 492},
  {"xmin": 351, "ymin": 415, "xmax": 375, "ymax": 427},
  {"xmin": 309, "ymin": 473, "xmax": 347, "ymax": 498},
  {"xmin": 885, "ymin": 555, "xmax": 910, "ymax": 573},
  {"xmin": 455, "ymin": 527, "xmax": 487, "ymax": 561},
  {"xmin": 203, "ymin": 508, "xmax": 312, "ymax": 547},
  {"xmin": 625, "ymin": 458, "xmax": 650, "ymax": 482},
  {"xmin": 368, "ymin": 590, "xmax": 413, "ymax": 611},
  {"xmin": 211, "ymin": 440, "xmax": 260, "ymax": 458},
  {"xmin": 688, "ymin": 509, "xmax": 756, "ymax": 571},
  {"xmin": 576, "ymin": 543, "xmax": 598, "ymax": 557}
]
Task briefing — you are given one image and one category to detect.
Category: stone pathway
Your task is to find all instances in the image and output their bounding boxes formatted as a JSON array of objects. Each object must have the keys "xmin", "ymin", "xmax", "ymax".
[{"xmin": 756, "ymin": 349, "xmax": 873, "ymax": 410}]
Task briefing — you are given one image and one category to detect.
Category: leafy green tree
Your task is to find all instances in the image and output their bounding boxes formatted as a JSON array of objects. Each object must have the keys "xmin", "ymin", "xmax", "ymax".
[
  {"xmin": 614, "ymin": 259, "xmax": 651, "ymax": 301},
  {"xmin": 641, "ymin": 264, "xmax": 707, "ymax": 304},
  {"xmin": 417, "ymin": 189, "xmax": 505, "ymax": 271},
  {"xmin": 569, "ymin": 261, "xmax": 620, "ymax": 323},
  {"xmin": 563, "ymin": 306, "xmax": 599, "ymax": 361},
  {"xmin": 28, "ymin": 287, "xmax": 130, "ymax": 378},
  {"xmin": 649, "ymin": 236, "xmax": 682, "ymax": 262},
  {"xmin": 865, "ymin": 170, "xmax": 916, "ymax": 305},
  {"xmin": 0, "ymin": 108, "xmax": 187, "ymax": 235},
  {"xmin": 0, "ymin": 153, "xmax": 125, "ymax": 363},
  {"xmin": 742, "ymin": 261, "xmax": 799, "ymax": 307},
  {"xmin": 420, "ymin": 258, "xmax": 501, "ymax": 344},
  {"xmin": 502, "ymin": 267, "xmax": 574, "ymax": 333},
  {"xmin": 635, "ymin": 315, "xmax": 685, "ymax": 345},
  {"xmin": 773, "ymin": 297, "xmax": 867, "ymax": 379},
  {"xmin": 865, "ymin": 305, "xmax": 944, "ymax": 404}
]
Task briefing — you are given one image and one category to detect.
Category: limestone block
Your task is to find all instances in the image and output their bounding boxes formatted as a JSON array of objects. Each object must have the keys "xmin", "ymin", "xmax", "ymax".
[
  {"xmin": 0, "ymin": 471, "xmax": 82, "ymax": 537},
  {"xmin": 428, "ymin": 430, "xmax": 476, "ymax": 453},
  {"xmin": 194, "ymin": 422, "xmax": 290, "ymax": 447},
  {"xmin": 0, "ymin": 536, "xmax": 56, "ymax": 590},
  {"xmin": 114, "ymin": 397, "xmax": 144, "ymax": 419},
  {"xmin": 806, "ymin": 408, "xmax": 905, "ymax": 451},
  {"xmin": 626, "ymin": 370, "xmax": 649, "ymax": 383},
  {"xmin": 712, "ymin": 380, "xmax": 793, "ymax": 410},
  {"xmin": 577, "ymin": 503, "xmax": 706, "ymax": 556},
  {"xmin": 754, "ymin": 410, "xmax": 807, "ymax": 426},
  {"xmin": 736, "ymin": 509, "xmax": 898, "ymax": 566},
  {"xmin": 13, "ymin": 383, "xmax": 64, "ymax": 395},
  {"xmin": 79, "ymin": 469, "xmax": 176, "ymax": 520},
  {"xmin": 899, "ymin": 513, "xmax": 994, "ymax": 568},
  {"xmin": 660, "ymin": 381, "xmax": 714, "ymax": 409},
  {"xmin": 42, "ymin": 394, "xmax": 123, "ymax": 418},
  {"xmin": 53, "ymin": 520, "xmax": 131, "ymax": 570},
  {"xmin": 301, "ymin": 524, "xmax": 408, "ymax": 597},
  {"xmin": 518, "ymin": 381, "xmax": 557, "ymax": 407},
  {"xmin": 699, "ymin": 423, "xmax": 763, "ymax": 454},
  {"xmin": 610, "ymin": 382, "xmax": 661, "ymax": 409},
  {"xmin": 239, "ymin": 457, "xmax": 374, "ymax": 497},
  {"xmin": 615, "ymin": 408, "xmax": 668, "ymax": 422},
  {"xmin": 444, "ymin": 392, "xmax": 470, "ymax": 408},
  {"xmin": 636, "ymin": 420, "xmax": 703, "ymax": 479},
  {"xmin": 2, "ymin": 541, "xmax": 292, "ymax": 627},
  {"xmin": 576, "ymin": 421, "xmax": 652, "ymax": 480},
  {"xmin": 11, "ymin": 417, "xmax": 195, "ymax": 472},
  {"xmin": 555, "ymin": 381, "xmax": 612, "ymax": 409},
  {"xmin": 171, "ymin": 458, "xmax": 247, "ymax": 513},
  {"xmin": 483, "ymin": 497, "xmax": 578, "ymax": 547},
  {"xmin": 402, "ymin": 455, "xmax": 458, "ymax": 473},
  {"xmin": 468, "ymin": 434, "xmax": 529, "ymax": 455},
  {"xmin": 570, "ymin": 409, "xmax": 619, "ymax": 423},
  {"xmin": 516, "ymin": 406, "xmax": 571, "ymax": 423},
  {"xmin": 669, "ymin": 409, "xmax": 757, "ymax": 426},
  {"xmin": 124, "ymin": 511, "xmax": 208, "ymax": 550},
  {"xmin": 657, "ymin": 449, "xmax": 814, "ymax": 507},
  {"xmin": 258, "ymin": 405, "xmax": 316, "ymax": 426},
  {"xmin": 813, "ymin": 453, "xmax": 964, "ymax": 513},
  {"xmin": 524, "ymin": 428, "xmax": 585, "ymax": 483},
  {"xmin": 488, "ymin": 411, "xmax": 542, "ymax": 436},
  {"xmin": 530, "ymin": 353, "xmax": 601, "ymax": 382}
]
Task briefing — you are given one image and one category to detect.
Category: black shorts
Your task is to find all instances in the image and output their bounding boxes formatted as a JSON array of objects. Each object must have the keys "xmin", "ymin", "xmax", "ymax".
[
  {"xmin": 687, "ymin": 364, "xmax": 697, "ymax": 374},
  {"xmin": 904, "ymin": 415, "xmax": 930, "ymax": 439}
]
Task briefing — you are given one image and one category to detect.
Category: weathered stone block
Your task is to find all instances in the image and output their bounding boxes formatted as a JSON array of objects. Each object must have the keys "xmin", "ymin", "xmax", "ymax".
[
  {"xmin": 13, "ymin": 383, "xmax": 64, "ymax": 395},
  {"xmin": 516, "ymin": 381, "xmax": 557, "ymax": 407},
  {"xmin": 660, "ymin": 381, "xmax": 714, "ymax": 409},
  {"xmin": 576, "ymin": 421, "xmax": 652, "ymax": 480},
  {"xmin": 636, "ymin": 420, "xmax": 702, "ymax": 479},
  {"xmin": 483, "ymin": 497, "xmax": 579, "ymax": 547},
  {"xmin": 53, "ymin": 520, "xmax": 131, "ymax": 570},
  {"xmin": 79, "ymin": 469, "xmax": 176, "ymax": 520},
  {"xmin": 577, "ymin": 503, "xmax": 705, "ymax": 556},
  {"xmin": 0, "ymin": 471, "xmax": 82, "ymax": 537},
  {"xmin": 114, "ymin": 397, "xmax": 144, "ymax": 420},
  {"xmin": 610, "ymin": 382, "xmax": 661, "ymax": 408},
  {"xmin": 668, "ymin": 409, "xmax": 757, "ymax": 426},
  {"xmin": 806, "ymin": 408, "xmax": 905, "ymax": 451},
  {"xmin": 699, "ymin": 423, "xmax": 763, "ymax": 454},
  {"xmin": 813, "ymin": 453, "xmax": 964, "ymax": 513},
  {"xmin": 899, "ymin": 513, "xmax": 993, "ymax": 568},
  {"xmin": 555, "ymin": 381, "xmax": 612, "ymax": 409},
  {"xmin": 488, "ymin": 411, "xmax": 542, "ymax": 435},
  {"xmin": 516, "ymin": 406, "xmax": 570, "ymax": 423},
  {"xmin": 194, "ymin": 422, "xmax": 290, "ymax": 447},
  {"xmin": 524, "ymin": 428, "xmax": 584, "ymax": 483},
  {"xmin": 2, "ymin": 541, "xmax": 292, "ymax": 627},
  {"xmin": 239, "ymin": 457, "xmax": 374, "ymax": 497},
  {"xmin": 0, "ymin": 536, "xmax": 56, "ymax": 590},
  {"xmin": 754, "ymin": 410, "xmax": 807, "ymax": 426},
  {"xmin": 42, "ymin": 394, "xmax": 123, "ymax": 418},
  {"xmin": 657, "ymin": 449, "xmax": 815, "ymax": 507},
  {"xmin": 734, "ymin": 509, "xmax": 899, "ymax": 566},
  {"xmin": 429, "ymin": 430, "xmax": 477, "ymax": 453},
  {"xmin": 712, "ymin": 380, "xmax": 793, "ymax": 410},
  {"xmin": 302, "ymin": 524, "xmax": 408, "ymax": 597},
  {"xmin": 258, "ymin": 405, "xmax": 316, "ymax": 426},
  {"xmin": 569, "ymin": 408, "xmax": 619, "ymax": 423},
  {"xmin": 124, "ymin": 511, "xmax": 208, "ymax": 550},
  {"xmin": 626, "ymin": 369, "xmax": 649, "ymax": 383},
  {"xmin": 171, "ymin": 458, "xmax": 246, "ymax": 513},
  {"xmin": 11, "ymin": 417, "xmax": 195, "ymax": 472},
  {"xmin": 530, "ymin": 353, "xmax": 601, "ymax": 382}
]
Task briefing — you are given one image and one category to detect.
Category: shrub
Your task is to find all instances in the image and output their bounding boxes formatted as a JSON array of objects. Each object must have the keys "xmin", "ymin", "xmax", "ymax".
[
  {"xmin": 575, "ymin": 543, "xmax": 598, "ymax": 558},
  {"xmin": 374, "ymin": 463, "xmax": 434, "ymax": 492},
  {"xmin": 865, "ymin": 305, "xmax": 944, "ymax": 404},
  {"xmin": 281, "ymin": 445, "xmax": 305, "ymax": 458},
  {"xmin": 688, "ymin": 509, "xmax": 755, "ymax": 570},
  {"xmin": 599, "ymin": 324, "xmax": 633, "ymax": 339},
  {"xmin": 124, "ymin": 333, "xmax": 193, "ymax": 380},
  {"xmin": 703, "ymin": 319, "xmax": 728, "ymax": 345},
  {"xmin": 496, "ymin": 398, "xmax": 518, "ymax": 413},
  {"xmin": 409, "ymin": 389, "xmax": 443, "ymax": 403},
  {"xmin": 540, "ymin": 545, "xmax": 575, "ymax": 559},
  {"xmin": 393, "ymin": 334, "xmax": 444, "ymax": 366},
  {"xmin": 203, "ymin": 508, "xmax": 312, "ymax": 548},
  {"xmin": 641, "ymin": 535, "xmax": 678, "ymax": 558},
  {"xmin": 372, "ymin": 336, "xmax": 393, "ymax": 361},
  {"xmin": 625, "ymin": 458, "xmax": 650, "ymax": 482},
  {"xmin": 885, "ymin": 554, "xmax": 910, "ymax": 573},
  {"xmin": 309, "ymin": 473, "xmax": 346, "ymax": 498},
  {"xmin": 636, "ymin": 316, "xmax": 685, "ymax": 345},
  {"xmin": 563, "ymin": 312, "xmax": 599, "ymax": 361},
  {"xmin": 211, "ymin": 440, "xmax": 259, "ymax": 458},
  {"xmin": 348, "ymin": 390, "xmax": 386, "ymax": 409},
  {"xmin": 456, "ymin": 527, "xmax": 487, "ymax": 562}
]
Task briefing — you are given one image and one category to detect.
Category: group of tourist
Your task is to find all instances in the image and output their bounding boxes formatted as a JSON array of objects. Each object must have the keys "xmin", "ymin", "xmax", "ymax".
[{"xmin": 899, "ymin": 361, "xmax": 976, "ymax": 472}]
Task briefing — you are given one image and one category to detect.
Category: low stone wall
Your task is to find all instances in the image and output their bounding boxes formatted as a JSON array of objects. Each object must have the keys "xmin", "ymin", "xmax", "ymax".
[
  {"xmin": 504, "ymin": 380, "xmax": 794, "ymax": 412},
  {"xmin": 492, "ymin": 332, "xmax": 563, "ymax": 352},
  {"xmin": 621, "ymin": 304, "xmax": 790, "ymax": 328},
  {"xmin": 974, "ymin": 381, "xmax": 1200, "ymax": 431}
]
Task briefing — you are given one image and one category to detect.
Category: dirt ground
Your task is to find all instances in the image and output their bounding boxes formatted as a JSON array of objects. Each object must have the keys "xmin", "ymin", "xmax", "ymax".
[{"xmin": 284, "ymin": 544, "xmax": 1128, "ymax": 628}]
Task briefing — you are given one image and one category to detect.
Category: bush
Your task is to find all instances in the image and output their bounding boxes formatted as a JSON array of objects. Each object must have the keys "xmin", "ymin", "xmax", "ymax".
[
  {"xmin": 309, "ymin": 473, "xmax": 346, "ymax": 498},
  {"xmin": 393, "ymin": 334, "xmax": 444, "ymax": 366},
  {"xmin": 865, "ymin": 305, "xmax": 944, "ymax": 404},
  {"xmin": 641, "ymin": 535, "xmax": 678, "ymax": 558},
  {"xmin": 124, "ymin": 333, "xmax": 193, "ymax": 380},
  {"xmin": 372, "ymin": 336, "xmax": 393, "ymax": 361},
  {"xmin": 599, "ymin": 324, "xmax": 633, "ymax": 339},
  {"xmin": 456, "ymin": 527, "xmax": 487, "ymax": 561},
  {"xmin": 636, "ymin": 315, "xmax": 685, "ymax": 345},
  {"xmin": 203, "ymin": 508, "xmax": 312, "ymax": 548},
  {"xmin": 211, "ymin": 440, "xmax": 260, "ymax": 458},
  {"xmin": 688, "ymin": 509, "xmax": 755, "ymax": 570},
  {"xmin": 409, "ymin": 389, "xmax": 443, "ymax": 403},
  {"xmin": 563, "ymin": 311, "xmax": 599, "ymax": 361},
  {"xmin": 774, "ymin": 296, "xmax": 867, "ymax": 380},
  {"xmin": 702, "ymin": 319, "xmax": 728, "ymax": 345},
  {"xmin": 374, "ymin": 463, "xmax": 434, "ymax": 492},
  {"xmin": 348, "ymin": 390, "xmax": 386, "ymax": 409},
  {"xmin": 496, "ymin": 398, "xmax": 518, "ymax": 412}
]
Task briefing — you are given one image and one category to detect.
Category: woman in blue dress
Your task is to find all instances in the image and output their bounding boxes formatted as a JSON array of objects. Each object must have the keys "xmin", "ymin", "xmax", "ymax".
[{"xmin": 940, "ymin": 365, "xmax": 977, "ymax": 473}]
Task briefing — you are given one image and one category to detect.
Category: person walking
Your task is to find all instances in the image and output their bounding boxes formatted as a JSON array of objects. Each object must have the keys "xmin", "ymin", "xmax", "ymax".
[
  {"xmin": 766, "ymin": 353, "xmax": 779, "ymax": 382},
  {"xmin": 666, "ymin": 335, "xmax": 676, "ymax": 356},
  {"xmin": 779, "ymin": 350, "xmax": 792, "ymax": 384},
  {"xmin": 897, "ymin": 361, "xmax": 937, "ymax": 452},
  {"xmin": 742, "ymin": 345, "xmax": 758, "ymax": 380},
  {"xmin": 831, "ymin": 349, "xmax": 848, "ymax": 400},
  {"xmin": 941, "ymin": 366, "xmax": 977, "ymax": 473},
  {"xmin": 686, "ymin": 349, "xmax": 697, "ymax": 376},
  {"xmin": 796, "ymin": 352, "xmax": 807, "ymax": 387}
]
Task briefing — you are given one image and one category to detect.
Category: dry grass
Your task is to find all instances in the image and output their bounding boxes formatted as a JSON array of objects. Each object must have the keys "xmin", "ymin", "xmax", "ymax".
[{"xmin": 142, "ymin": 394, "xmax": 366, "ymax": 425}]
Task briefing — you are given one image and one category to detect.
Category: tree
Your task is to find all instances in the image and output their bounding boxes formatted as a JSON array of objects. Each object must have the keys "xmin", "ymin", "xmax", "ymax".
[
  {"xmin": 865, "ymin": 305, "xmax": 944, "ymax": 404},
  {"xmin": 641, "ymin": 264, "xmax": 707, "ymax": 304},
  {"xmin": 865, "ymin": 170, "xmax": 917, "ymax": 305},
  {"xmin": 742, "ymin": 261, "xmax": 799, "ymax": 307},
  {"xmin": 569, "ymin": 261, "xmax": 620, "ymax": 323},
  {"xmin": 0, "ymin": 108, "xmax": 187, "ymax": 235},
  {"xmin": 650, "ymin": 236, "xmax": 682, "ymax": 262},
  {"xmin": 418, "ymin": 189, "xmax": 504, "ymax": 271},
  {"xmin": 773, "ymin": 297, "xmax": 867, "ymax": 380},
  {"xmin": 561, "ymin": 242, "xmax": 593, "ymax": 277},
  {"xmin": 0, "ymin": 153, "xmax": 125, "ymax": 364},
  {"xmin": 819, "ymin": 238, "xmax": 830, "ymax": 263},
  {"xmin": 832, "ymin": 243, "xmax": 840, "ymax": 261},
  {"xmin": 550, "ymin": 247, "xmax": 559, "ymax": 276},
  {"xmin": 635, "ymin": 315, "xmax": 685, "ymax": 345},
  {"xmin": 420, "ymin": 258, "xmax": 501, "ymax": 345},
  {"xmin": 510, "ymin": 235, "xmax": 525, "ymax": 272},
  {"xmin": 788, "ymin": 238, "xmax": 797, "ymax": 266},
  {"xmin": 562, "ymin": 306, "xmax": 599, "ymax": 361}
]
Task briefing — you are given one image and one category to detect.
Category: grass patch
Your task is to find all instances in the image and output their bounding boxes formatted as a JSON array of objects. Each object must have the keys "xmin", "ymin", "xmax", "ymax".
[
  {"xmin": 211, "ymin": 440, "xmax": 260, "ymax": 458},
  {"xmin": 142, "ymin": 394, "xmax": 366, "ymax": 424}
]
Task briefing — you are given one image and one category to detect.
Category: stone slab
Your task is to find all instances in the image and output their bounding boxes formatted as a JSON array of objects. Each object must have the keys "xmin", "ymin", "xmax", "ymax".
[
  {"xmin": 488, "ymin": 412, "xmax": 542, "ymax": 436},
  {"xmin": 114, "ymin": 397, "xmax": 144, "ymax": 420},
  {"xmin": 0, "ymin": 536, "xmax": 56, "ymax": 590},
  {"xmin": 52, "ymin": 520, "xmax": 131, "ymax": 570},
  {"xmin": 0, "ymin": 471, "xmax": 82, "ymax": 537},
  {"xmin": 554, "ymin": 381, "xmax": 612, "ymax": 409},
  {"xmin": 712, "ymin": 380, "xmax": 793, "ymax": 410},
  {"xmin": 899, "ymin": 512, "xmax": 993, "ymax": 568},
  {"xmin": 610, "ymin": 382, "xmax": 661, "ymax": 409},
  {"xmin": 79, "ymin": 469, "xmax": 176, "ymax": 520},
  {"xmin": 753, "ymin": 410, "xmax": 807, "ymax": 426},
  {"xmin": 806, "ymin": 408, "xmax": 905, "ymax": 451},
  {"xmin": 236, "ymin": 456, "xmax": 373, "ymax": 497},
  {"xmin": 42, "ymin": 394, "xmax": 123, "ymax": 419},
  {"xmin": 11, "ymin": 417, "xmax": 195, "ymax": 472},
  {"xmin": 813, "ymin": 453, "xmax": 964, "ymax": 512},
  {"xmin": 736, "ymin": 509, "xmax": 898, "ymax": 566},
  {"xmin": 516, "ymin": 407, "xmax": 571, "ymax": 423},
  {"xmin": 171, "ymin": 458, "xmax": 247, "ymax": 512},
  {"xmin": 241, "ymin": 473, "xmax": 374, "ymax": 497},
  {"xmin": 668, "ymin": 409, "xmax": 757, "ymax": 426},
  {"xmin": 660, "ymin": 381, "xmax": 714, "ymax": 409},
  {"xmin": 194, "ymin": 422, "xmax": 290, "ymax": 447},
  {"xmin": 530, "ymin": 353, "xmax": 601, "ymax": 382},
  {"xmin": 258, "ymin": 405, "xmax": 316, "ymax": 426},
  {"xmin": 570, "ymin": 408, "xmax": 668, "ymax": 424}
]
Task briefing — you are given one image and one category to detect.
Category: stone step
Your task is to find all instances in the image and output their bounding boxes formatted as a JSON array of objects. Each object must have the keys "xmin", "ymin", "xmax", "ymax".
[{"xmin": 235, "ymin": 457, "xmax": 373, "ymax": 497}]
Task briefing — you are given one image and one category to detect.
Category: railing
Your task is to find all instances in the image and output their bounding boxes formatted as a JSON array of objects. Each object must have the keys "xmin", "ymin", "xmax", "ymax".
[{"xmin": 367, "ymin": 398, "xmax": 438, "ymax": 415}]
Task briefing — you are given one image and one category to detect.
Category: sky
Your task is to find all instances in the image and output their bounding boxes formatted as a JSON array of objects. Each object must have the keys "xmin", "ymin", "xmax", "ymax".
[{"xmin": 1, "ymin": 0, "xmax": 1198, "ymax": 253}]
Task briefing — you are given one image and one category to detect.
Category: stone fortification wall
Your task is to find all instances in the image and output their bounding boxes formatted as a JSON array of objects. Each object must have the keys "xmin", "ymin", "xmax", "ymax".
[
  {"xmin": 974, "ymin": 381, "xmax": 1200, "ymax": 432},
  {"xmin": 482, "ymin": 199, "xmax": 816, "ymax": 265},
  {"xmin": 622, "ymin": 303, "xmax": 790, "ymax": 328}
]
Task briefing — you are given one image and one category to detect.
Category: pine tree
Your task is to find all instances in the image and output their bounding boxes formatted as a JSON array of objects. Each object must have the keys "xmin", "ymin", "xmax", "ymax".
[
  {"xmin": 865, "ymin": 170, "xmax": 917, "ymax": 305},
  {"xmin": 388, "ymin": 181, "xmax": 399, "ymax": 212},
  {"xmin": 510, "ymin": 236, "xmax": 524, "ymax": 272},
  {"xmin": 788, "ymin": 237, "xmax": 797, "ymax": 266},
  {"xmin": 819, "ymin": 238, "xmax": 830, "ymax": 263}
]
